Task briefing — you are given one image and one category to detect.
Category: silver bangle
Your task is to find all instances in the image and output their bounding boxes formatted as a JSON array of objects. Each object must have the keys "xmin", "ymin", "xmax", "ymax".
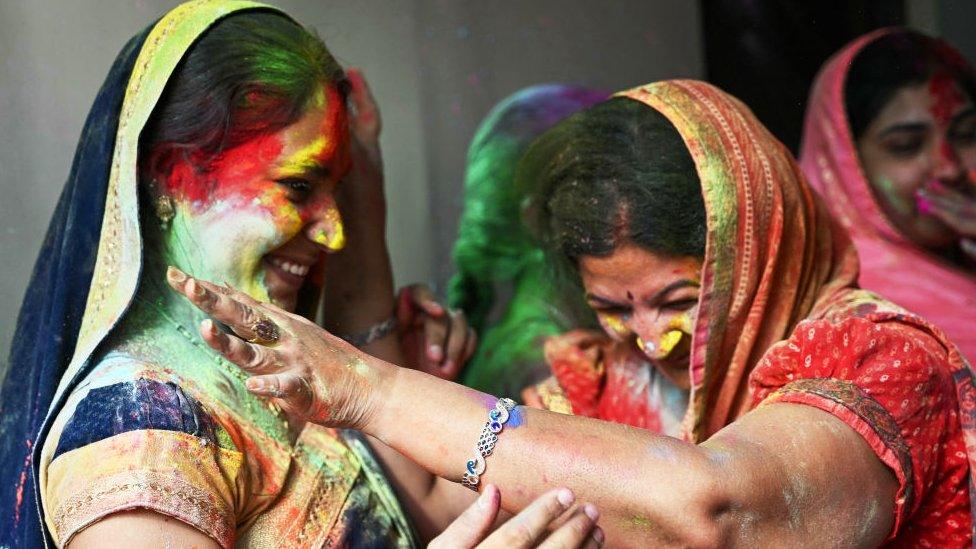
[
  {"xmin": 338, "ymin": 316, "xmax": 397, "ymax": 348},
  {"xmin": 461, "ymin": 397, "xmax": 517, "ymax": 491}
]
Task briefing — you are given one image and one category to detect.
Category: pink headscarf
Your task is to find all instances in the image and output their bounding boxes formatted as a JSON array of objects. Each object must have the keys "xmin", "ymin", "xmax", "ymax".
[{"xmin": 800, "ymin": 28, "xmax": 976, "ymax": 365}]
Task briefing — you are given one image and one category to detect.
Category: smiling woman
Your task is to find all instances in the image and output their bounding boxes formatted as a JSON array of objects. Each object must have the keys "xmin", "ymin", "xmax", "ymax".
[
  {"xmin": 0, "ymin": 3, "xmax": 418, "ymax": 547},
  {"xmin": 801, "ymin": 29, "xmax": 976, "ymax": 364}
]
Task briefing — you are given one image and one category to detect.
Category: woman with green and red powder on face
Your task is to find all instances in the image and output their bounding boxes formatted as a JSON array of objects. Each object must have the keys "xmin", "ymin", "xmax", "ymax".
[
  {"xmin": 171, "ymin": 79, "xmax": 976, "ymax": 546},
  {"xmin": 800, "ymin": 29, "xmax": 976, "ymax": 364},
  {"xmin": 0, "ymin": 2, "xmax": 605, "ymax": 547}
]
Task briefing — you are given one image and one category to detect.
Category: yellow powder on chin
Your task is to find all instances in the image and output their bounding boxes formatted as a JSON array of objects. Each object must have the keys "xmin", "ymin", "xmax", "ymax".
[{"xmin": 658, "ymin": 330, "xmax": 683, "ymax": 356}]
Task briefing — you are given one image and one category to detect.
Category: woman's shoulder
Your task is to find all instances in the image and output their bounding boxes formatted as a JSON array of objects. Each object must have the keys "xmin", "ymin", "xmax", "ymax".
[
  {"xmin": 41, "ymin": 353, "xmax": 246, "ymax": 547},
  {"xmin": 49, "ymin": 352, "xmax": 233, "ymax": 458}
]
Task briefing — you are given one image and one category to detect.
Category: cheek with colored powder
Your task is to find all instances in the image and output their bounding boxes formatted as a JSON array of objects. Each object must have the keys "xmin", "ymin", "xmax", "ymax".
[
  {"xmin": 656, "ymin": 311, "xmax": 694, "ymax": 358},
  {"xmin": 873, "ymin": 176, "xmax": 916, "ymax": 217},
  {"xmin": 598, "ymin": 312, "xmax": 632, "ymax": 340},
  {"xmin": 657, "ymin": 330, "xmax": 683, "ymax": 356}
]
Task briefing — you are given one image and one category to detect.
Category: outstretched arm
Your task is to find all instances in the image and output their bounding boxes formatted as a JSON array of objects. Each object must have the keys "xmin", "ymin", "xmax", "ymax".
[
  {"xmin": 168, "ymin": 271, "xmax": 898, "ymax": 547},
  {"xmin": 317, "ymin": 68, "xmax": 477, "ymax": 539}
]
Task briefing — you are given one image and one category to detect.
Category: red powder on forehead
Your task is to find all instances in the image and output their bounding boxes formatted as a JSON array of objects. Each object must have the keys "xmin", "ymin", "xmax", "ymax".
[
  {"xmin": 165, "ymin": 134, "xmax": 284, "ymax": 205},
  {"xmin": 318, "ymin": 85, "xmax": 351, "ymax": 174},
  {"xmin": 929, "ymin": 70, "xmax": 965, "ymax": 128},
  {"xmin": 163, "ymin": 83, "xmax": 348, "ymax": 208}
]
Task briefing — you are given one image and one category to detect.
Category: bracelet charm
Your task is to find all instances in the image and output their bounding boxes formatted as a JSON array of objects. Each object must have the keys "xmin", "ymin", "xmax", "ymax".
[{"xmin": 461, "ymin": 398, "xmax": 516, "ymax": 491}]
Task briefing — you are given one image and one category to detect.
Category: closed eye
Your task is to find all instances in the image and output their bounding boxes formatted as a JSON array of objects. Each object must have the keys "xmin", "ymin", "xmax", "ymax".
[
  {"xmin": 662, "ymin": 298, "xmax": 697, "ymax": 311},
  {"xmin": 276, "ymin": 177, "xmax": 313, "ymax": 202}
]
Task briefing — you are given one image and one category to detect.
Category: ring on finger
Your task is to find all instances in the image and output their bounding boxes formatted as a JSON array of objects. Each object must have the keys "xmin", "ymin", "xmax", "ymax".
[{"xmin": 248, "ymin": 318, "xmax": 281, "ymax": 346}]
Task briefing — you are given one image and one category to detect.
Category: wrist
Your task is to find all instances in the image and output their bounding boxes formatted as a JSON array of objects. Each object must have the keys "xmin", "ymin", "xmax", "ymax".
[{"xmin": 362, "ymin": 356, "xmax": 400, "ymax": 438}]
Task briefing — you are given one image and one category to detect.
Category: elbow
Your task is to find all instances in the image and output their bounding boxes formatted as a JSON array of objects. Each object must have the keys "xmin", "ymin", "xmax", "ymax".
[
  {"xmin": 646, "ymin": 467, "xmax": 736, "ymax": 548},
  {"xmin": 676, "ymin": 488, "xmax": 735, "ymax": 548}
]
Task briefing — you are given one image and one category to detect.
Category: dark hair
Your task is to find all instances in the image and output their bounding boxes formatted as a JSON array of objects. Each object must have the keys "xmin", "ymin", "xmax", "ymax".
[
  {"xmin": 140, "ymin": 11, "xmax": 346, "ymax": 172},
  {"xmin": 845, "ymin": 30, "xmax": 976, "ymax": 139},
  {"xmin": 520, "ymin": 97, "xmax": 706, "ymax": 271}
]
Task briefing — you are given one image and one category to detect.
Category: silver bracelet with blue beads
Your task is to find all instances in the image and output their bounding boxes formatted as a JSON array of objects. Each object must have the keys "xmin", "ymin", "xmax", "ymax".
[{"xmin": 460, "ymin": 397, "xmax": 517, "ymax": 491}]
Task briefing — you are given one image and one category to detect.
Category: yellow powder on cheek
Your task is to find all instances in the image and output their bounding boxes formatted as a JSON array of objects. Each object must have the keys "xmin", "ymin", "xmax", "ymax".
[
  {"xmin": 599, "ymin": 313, "xmax": 631, "ymax": 339},
  {"xmin": 658, "ymin": 330, "xmax": 683, "ymax": 356},
  {"xmin": 657, "ymin": 312, "xmax": 693, "ymax": 357},
  {"xmin": 669, "ymin": 311, "xmax": 693, "ymax": 334},
  {"xmin": 256, "ymin": 190, "xmax": 302, "ymax": 231}
]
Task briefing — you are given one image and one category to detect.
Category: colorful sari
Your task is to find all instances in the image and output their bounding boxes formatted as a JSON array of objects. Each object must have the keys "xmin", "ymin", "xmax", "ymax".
[
  {"xmin": 0, "ymin": 2, "xmax": 414, "ymax": 547},
  {"xmin": 532, "ymin": 80, "xmax": 976, "ymax": 545},
  {"xmin": 799, "ymin": 28, "xmax": 976, "ymax": 365}
]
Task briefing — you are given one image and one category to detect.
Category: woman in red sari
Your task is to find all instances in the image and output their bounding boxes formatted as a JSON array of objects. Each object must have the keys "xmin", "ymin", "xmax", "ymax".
[
  {"xmin": 800, "ymin": 29, "xmax": 976, "ymax": 364},
  {"xmin": 169, "ymin": 80, "xmax": 975, "ymax": 546}
]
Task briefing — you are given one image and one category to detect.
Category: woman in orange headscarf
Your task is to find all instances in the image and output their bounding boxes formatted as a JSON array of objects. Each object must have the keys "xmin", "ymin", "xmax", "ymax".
[
  {"xmin": 800, "ymin": 29, "xmax": 976, "ymax": 364},
  {"xmin": 170, "ymin": 80, "xmax": 976, "ymax": 546}
]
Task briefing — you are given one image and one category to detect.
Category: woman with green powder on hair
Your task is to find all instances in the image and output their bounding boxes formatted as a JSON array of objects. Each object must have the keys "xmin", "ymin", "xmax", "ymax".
[{"xmin": 446, "ymin": 84, "xmax": 605, "ymax": 394}]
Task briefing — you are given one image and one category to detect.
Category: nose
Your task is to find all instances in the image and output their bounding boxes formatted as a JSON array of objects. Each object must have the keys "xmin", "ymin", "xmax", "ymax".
[
  {"xmin": 628, "ymin": 310, "xmax": 675, "ymax": 360},
  {"xmin": 304, "ymin": 197, "xmax": 345, "ymax": 253},
  {"xmin": 933, "ymin": 137, "xmax": 965, "ymax": 183}
]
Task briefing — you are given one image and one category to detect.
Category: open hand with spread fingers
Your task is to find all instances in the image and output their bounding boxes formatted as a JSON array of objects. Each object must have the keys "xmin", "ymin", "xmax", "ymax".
[
  {"xmin": 430, "ymin": 485, "xmax": 604, "ymax": 549},
  {"xmin": 166, "ymin": 265, "xmax": 392, "ymax": 431}
]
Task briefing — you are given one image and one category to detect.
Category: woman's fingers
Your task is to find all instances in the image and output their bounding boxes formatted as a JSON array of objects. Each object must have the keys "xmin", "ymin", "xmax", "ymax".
[
  {"xmin": 167, "ymin": 266, "xmax": 281, "ymax": 343},
  {"xmin": 346, "ymin": 68, "xmax": 381, "ymax": 138},
  {"xmin": 479, "ymin": 488, "xmax": 576, "ymax": 548},
  {"xmin": 423, "ymin": 313, "xmax": 447, "ymax": 364},
  {"xmin": 199, "ymin": 319, "xmax": 282, "ymax": 375},
  {"xmin": 406, "ymin": 284, "xmax": 446, "ymax": 317},
  {"xmin": 962, "ymin": 238, "xmax": 976, "ymax": 261},
  {"xmin": 441, "ymin": 309, "xmax": 470, "ymax": 377},
  {"xmin": 536, "ymin": 504, "xmax": 601, "ymax": 549},
  {"xmin": 429, "ymin": 485, "xmax": 501, "ymax": 549},
  {"xmin": 245, "ymin": 373, "xmax": 314, "ymax": 412},
  {"xmin": 464, "ymin": 327, "xmax": 479, "ymax": 363},
  {"xmin": 918, "ymin": 187, "xmax": 976, "ymax": 236}
]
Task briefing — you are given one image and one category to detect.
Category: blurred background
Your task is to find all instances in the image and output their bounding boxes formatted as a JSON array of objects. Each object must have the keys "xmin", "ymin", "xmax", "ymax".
[{"xmin": 1, "ymin": 0, "xmax": 973, "ymax": 370}]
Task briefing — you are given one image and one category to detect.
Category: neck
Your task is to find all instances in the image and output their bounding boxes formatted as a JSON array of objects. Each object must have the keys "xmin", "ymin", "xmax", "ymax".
[{"xmin": 133, "ymin": 212, "xmax": 212, "ymax": 338}]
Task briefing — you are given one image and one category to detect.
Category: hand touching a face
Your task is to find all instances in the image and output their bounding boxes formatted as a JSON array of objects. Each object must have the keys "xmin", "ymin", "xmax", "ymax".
[
  {"xmin": 917, "ymin": 181, "xmax": 976, "ymax": 260},
  {"xmin": 334, "ymin": 68, "xmax": 385, "ymax": 241},
  {"xmin": 168, "ymin": 266, "xmax": 390, "ymax": 430}
]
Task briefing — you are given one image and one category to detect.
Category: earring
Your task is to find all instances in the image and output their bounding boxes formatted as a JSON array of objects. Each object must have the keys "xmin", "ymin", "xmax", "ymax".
[{"xmin": 155, "ymin": 195, "xmax": 175, "ymax": 227}]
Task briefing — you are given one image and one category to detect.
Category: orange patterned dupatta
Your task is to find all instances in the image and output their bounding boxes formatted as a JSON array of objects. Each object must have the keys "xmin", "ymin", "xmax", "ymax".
[
  {"xmin": 535, "ymin": 80, "xmax": 975, "ymax": 450},
  {"xmin": 613, "ymin": 80, "xmax": 864, "ymax": 441},
  {"xmin": 799, "ymin": 28, "xmax": 976, "ymax": 365}
]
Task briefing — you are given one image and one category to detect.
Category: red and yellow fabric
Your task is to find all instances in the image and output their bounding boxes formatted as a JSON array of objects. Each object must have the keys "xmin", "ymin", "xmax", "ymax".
[{"xmin": 531, "ymin": 79, "xmax": 976, "ymax": 545}]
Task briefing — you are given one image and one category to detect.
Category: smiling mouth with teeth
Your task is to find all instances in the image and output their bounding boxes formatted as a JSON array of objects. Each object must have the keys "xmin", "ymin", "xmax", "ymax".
[{"xmin": 268, "ymin": 256, "xmax": 311, "ymax": 277}]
